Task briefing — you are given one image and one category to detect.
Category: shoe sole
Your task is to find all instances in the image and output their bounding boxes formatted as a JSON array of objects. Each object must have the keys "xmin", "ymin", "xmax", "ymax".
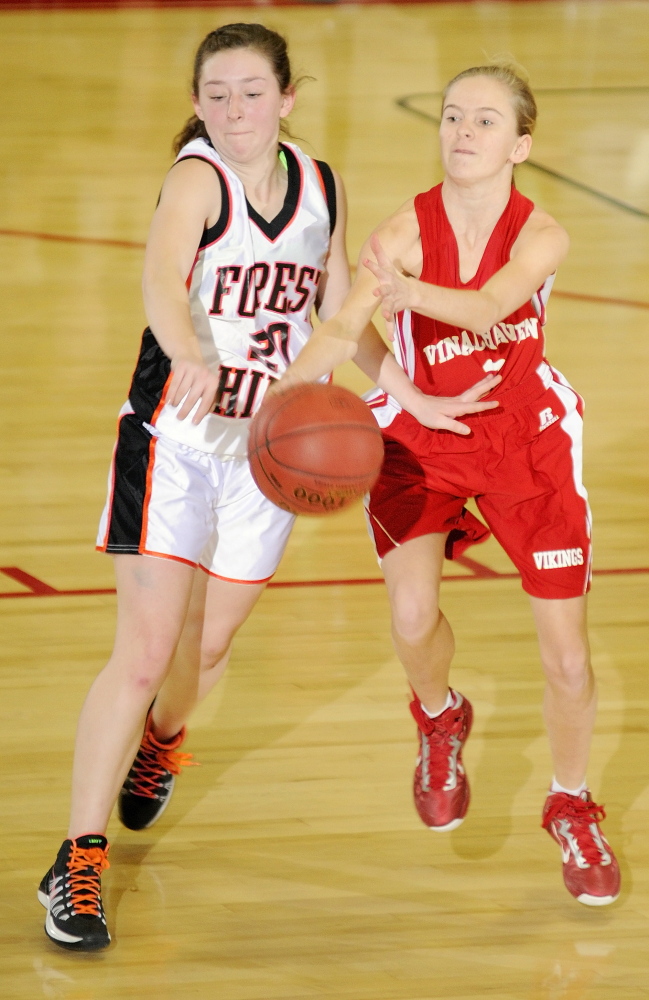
[
  {"xmin": 37, "ymin": 888, "xmax": 111, "ymax": 950},
  {"xmin": 428, "ymin": 816, "xmax": 466, "ymax": 832},
  {"xmin": 576, "ymin": 892, "xmax": 619, "ymax": 906}
]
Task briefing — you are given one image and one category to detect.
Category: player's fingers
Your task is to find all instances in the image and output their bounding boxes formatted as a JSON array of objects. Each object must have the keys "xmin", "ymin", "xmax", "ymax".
[
  {"xmin": 168, "ymin": 371, "xmax": 193, "ymax": 407},
  {"xmin": 192, "ymin": 394, "xmax": 216, "ymax": 424},
  {"xmin": 459, "ymin": 373, "xmax": 502, "ymax": 401},
  {"xmin": 176, "ymin": 378, "xmax": 208, "ymax": 419},
  {"xmin": 369, "ymin": 233, "xmax": 393, "ymax": 271},
  {"xmin": 456, "ymin": 399, "xmax": 500, "ymax": 414},
  {"xmin": 438, "ymin": 416, "xmax": 471, "ymax": 435}
]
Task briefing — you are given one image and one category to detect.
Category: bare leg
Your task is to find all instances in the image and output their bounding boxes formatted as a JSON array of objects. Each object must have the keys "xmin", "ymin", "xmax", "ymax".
[
  {"xmin": 68, "ymin": 555, "xmax": 195, "ymax": 839},
  {"xmin": 530, "ymin": 595, "xmax": 595, "ymax": 789},
  {"xmin": 151, "ymin": 573, "xmax": 267, "ymax": 740},
  {"xmin": 382, "ymin": 533, "xmax": 453, "ymax": 713}
]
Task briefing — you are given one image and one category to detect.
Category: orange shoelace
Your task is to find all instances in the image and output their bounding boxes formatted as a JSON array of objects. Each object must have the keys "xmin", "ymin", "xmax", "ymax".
[
  {"xmin": 130, "ymin": 730, "xmax": 198, "ymax": 798},
  {"xmin": 67, "ymin": 844, "xmax": 110, "ymax": 916}
]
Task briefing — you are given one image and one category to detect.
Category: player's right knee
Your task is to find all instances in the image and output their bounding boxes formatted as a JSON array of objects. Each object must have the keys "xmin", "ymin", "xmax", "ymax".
[
  {"xmin": 391, "ymin": 596, "xmax": 440, "ymax": 646},
  {"xmin": 112, "ymin": 637, "xmax": 177, "ymax": 691}
]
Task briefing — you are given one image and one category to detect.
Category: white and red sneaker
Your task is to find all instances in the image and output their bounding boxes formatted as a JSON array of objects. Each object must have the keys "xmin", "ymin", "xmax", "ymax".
[
  {"xmin": 542, "ymin": 790, "xmax": 620, "ymax": 906},
  {"xmin": 410, "ymin": 690, "xmax": 473, "ymax": 831}
]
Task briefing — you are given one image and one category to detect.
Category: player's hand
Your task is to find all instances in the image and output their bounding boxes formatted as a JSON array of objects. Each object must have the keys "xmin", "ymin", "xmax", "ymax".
[
  {"xmin": 363, "ymin": 233, "xmax": 413, "ymax": 341},
  {"xmin": 168, "ymin": 356, "xmax": 221, "ymax": 424},
  {"xmin": 408, "ymin": 373, "xmax": 501, "ymax": 435}
]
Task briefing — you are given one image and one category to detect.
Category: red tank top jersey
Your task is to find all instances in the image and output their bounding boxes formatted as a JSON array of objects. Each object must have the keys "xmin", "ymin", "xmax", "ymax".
[{"xmin": 395, "ymin": 183, "xmax": 555, "ymax": 398}]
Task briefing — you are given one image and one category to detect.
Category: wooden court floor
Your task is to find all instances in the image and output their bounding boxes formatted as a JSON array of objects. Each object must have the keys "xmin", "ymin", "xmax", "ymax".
[{"xmin": 1, "ymin": 2, "xmax": 648, "ymax": 997}]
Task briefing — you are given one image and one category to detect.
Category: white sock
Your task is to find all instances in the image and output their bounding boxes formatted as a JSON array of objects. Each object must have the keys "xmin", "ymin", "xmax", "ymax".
[
  {"xmin": 551, "ymin": 777, "xmax": 587, "ymax": 797},
  {"xmin": 421, "ymin": 690, "xmax": 453, "ymax": 719}
]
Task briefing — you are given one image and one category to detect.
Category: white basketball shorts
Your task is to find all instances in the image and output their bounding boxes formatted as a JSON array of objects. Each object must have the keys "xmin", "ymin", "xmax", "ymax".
[{"xmin": 96, "ymin": 411, "xmax": 295, "ymax": 583}]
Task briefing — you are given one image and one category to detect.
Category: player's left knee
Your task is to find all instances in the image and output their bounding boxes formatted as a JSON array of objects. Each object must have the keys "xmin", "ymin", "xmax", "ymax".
[
  {"xmin": 200, "ymin": 634, "xmax": 233, "ymax": 672},
  {"xmin": 543, "ymin": 650, "xmax": 592, "ymax": 694}
]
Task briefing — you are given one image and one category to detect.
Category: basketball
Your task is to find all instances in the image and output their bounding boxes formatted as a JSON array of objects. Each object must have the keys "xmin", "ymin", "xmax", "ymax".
[{"xmin": 248, "ymin": 383, "xmax": 384, "ymax": 515}]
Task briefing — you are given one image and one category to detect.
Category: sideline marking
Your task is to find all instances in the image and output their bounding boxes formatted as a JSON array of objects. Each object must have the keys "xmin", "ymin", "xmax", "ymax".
[
  {"xmin": 2, "ymin": 238, "xmax": 648, "ymax": 314},
  {"xmin": 1, "ymin": 563, "xmax": 647, "ymax": 600},
  {"xmin": 396, "ymin": 92, "xmax": 649, "ymax": 221},
  {"xmin": 0, "ymin": 227, "xmax": 146, "ymax": 250}
]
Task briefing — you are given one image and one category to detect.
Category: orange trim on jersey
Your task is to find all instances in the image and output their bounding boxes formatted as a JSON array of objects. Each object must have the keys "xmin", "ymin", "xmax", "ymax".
[
  {"xmin": 198, "ymin": 564, "xmax": 272, "ymax": 585},
  {"xmin": 97, "ymin": 411, "xmax": 131, "ymax": 552},
  {"xmin": 140, "ymin": 549, "xmax": 198, "ymax": 569},
  {"xmin": 138, "ymin": 435, "xmax": 158, "ymax": 552},
  {"xmin": 150, "ymin": 373, "xmax": 173, "ymax": 425},
  {"xmin": 312, "ymin": 159, "xmax": 328, "ymax": 203}
]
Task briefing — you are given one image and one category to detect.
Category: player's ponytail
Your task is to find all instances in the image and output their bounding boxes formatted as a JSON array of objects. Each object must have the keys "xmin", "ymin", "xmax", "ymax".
[{"xmin": 173, "ymin": 23, "xmax": 301, "ymax": 155}]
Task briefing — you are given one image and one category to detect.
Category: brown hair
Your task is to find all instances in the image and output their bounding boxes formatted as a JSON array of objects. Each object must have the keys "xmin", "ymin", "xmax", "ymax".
[
  {"xmin": 173, "ymin": 23, "xmax": 296, "ymax": 155},
  {"xmin": 442, "ymin": 64, "xmax": 538, "ymax": 137}
]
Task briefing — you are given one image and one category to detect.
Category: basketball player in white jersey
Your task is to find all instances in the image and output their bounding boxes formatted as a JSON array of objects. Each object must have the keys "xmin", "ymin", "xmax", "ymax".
[{"xmin": 37, "ymin": 25, "xmax": 498, "ymax": 951}]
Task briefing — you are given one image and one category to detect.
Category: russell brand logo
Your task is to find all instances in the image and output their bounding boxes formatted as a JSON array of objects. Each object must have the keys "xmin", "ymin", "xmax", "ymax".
[
  {"xmin": 538, "ymin": 406, "xmax": 560, "ymax": 432},
  {"xmin": 533, "ymin": 548, "xmax": 584, "ymax": 570}
]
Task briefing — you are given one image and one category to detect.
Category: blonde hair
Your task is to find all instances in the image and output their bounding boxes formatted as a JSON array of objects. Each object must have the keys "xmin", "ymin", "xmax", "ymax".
[{"xmin": 442, "ymin": 64, "xmax": 537, "ymax": 137}]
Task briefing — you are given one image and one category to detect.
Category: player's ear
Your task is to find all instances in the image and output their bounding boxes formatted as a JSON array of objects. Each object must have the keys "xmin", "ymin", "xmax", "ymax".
[
  {"xmin": 279, "ymin": 86, "xmax": 296, "ymax": 120},
  {"xmin": 191, "ymin": 94, "xmax": 205, "ymax": 122},
  {"xmin": 510, "ymin": 133, "xmax": 532, "ymax": 165}
]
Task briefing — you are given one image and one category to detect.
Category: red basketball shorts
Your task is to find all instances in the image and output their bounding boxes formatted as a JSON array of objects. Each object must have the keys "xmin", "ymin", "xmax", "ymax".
[{"xmin": 365, "ymin": 368, "xmax": 592, "ymax": 599}]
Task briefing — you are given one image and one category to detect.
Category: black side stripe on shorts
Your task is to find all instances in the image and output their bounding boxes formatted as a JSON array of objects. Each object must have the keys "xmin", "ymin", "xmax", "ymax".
[
  {"xmin": 314, "ymin": 159, "xmax": 337, "ymax": 237},
  {"xmin": 128, "ymin": 328, "xmax": 171, "ymax": 425},
  {"xmin": 104, "ymin": 413, "xmax": 154, "ymax": 553}
]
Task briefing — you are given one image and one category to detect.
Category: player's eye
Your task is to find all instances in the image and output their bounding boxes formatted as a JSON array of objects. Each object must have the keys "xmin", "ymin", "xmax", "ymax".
[{"xmin": 480, "ymin": 119, "xmax": 493, "ymax": 126}]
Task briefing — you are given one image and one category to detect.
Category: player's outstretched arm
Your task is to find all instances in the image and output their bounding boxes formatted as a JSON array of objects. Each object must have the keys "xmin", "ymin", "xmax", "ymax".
[
  {"xmin": 364, "ymin": 212, "xmax": 569, "ymax": 335},
  {"xmin": 277, "ymin": 206, "xmax": 417, "ymax": 391}
]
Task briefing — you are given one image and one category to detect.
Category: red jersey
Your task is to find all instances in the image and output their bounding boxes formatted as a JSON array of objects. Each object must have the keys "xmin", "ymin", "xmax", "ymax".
[{"xmin": 393, "ymin": 183, "xmax": 555, "ymax": 398}]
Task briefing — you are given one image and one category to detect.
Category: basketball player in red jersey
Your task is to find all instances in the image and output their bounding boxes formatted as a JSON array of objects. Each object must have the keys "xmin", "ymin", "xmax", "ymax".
[
  {"xmin": 277, "ymin": 65, "xmax": 620, "ymax": 906},
  {"xmin": 37, "ymin": 30, "xmax": 499, "ymax": 952}
]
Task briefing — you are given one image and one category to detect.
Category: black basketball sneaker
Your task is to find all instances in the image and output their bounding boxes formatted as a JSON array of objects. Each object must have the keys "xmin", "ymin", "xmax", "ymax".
[
  {"xmin": 118, "ymin": 715, "xmax": 195, "ymax": 830},
  {"xmin": 38, "ymin": 835, "xmax": 110, "ymax": 950}
]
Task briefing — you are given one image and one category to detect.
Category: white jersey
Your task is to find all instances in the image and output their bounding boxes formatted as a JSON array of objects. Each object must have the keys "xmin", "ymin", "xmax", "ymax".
[{"xmin": 127, "ymin": 138, "xmax": 335, "ymax": 455}]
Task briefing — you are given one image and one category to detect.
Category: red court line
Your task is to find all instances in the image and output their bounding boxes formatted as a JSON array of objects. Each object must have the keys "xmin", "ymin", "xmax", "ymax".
[
  {"xmin": 1, "ymin": 565, "xmax": 647, "ymax": 599},
  {"xmin": 553, "ymin": 289, "xmax": 649, "ymax": 311},
  {"xmin": 1, "ymin": 226, "xmax": 647, "ymax": 313},
  {"xmin": 0, "ymin": 228, "xmax": 146, "ymax": 250},
  {"xmin": 0, "ymin": 0, "xmax": 558, "ymax": 9}
]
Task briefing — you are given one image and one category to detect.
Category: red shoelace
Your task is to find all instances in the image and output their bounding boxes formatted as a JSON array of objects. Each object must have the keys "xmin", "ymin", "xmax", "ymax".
[
  {"xmin": 542, "ymin": 793, "xmax": 608, "ymax": 865},
  {"xmin": 410, "ymin": 698, "xmax": 467, "ymax": 790},
  {"xmin": 67, "ymin": 844, "xmax": 110, "ymax": 916}
]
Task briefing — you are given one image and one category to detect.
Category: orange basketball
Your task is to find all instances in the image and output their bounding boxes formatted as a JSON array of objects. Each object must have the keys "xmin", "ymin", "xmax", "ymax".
[{"xmin": 248, "ymin": 383, "xmax": 384, "ymax": 515}]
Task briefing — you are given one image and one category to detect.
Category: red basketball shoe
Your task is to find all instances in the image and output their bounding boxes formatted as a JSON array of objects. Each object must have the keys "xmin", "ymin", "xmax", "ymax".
[
  {"xmin": 410, "ymin": 690, "xmax": 473, "ymax": 831},
  {"xmin": 542, "ymin": 790, "xmax": 620, "ymax": 905}
]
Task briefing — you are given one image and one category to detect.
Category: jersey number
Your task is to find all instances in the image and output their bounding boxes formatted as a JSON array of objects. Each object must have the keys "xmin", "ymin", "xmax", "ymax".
[{"xmin": 247, "ymin": 322, "xmax": 291, "ymax": 373}]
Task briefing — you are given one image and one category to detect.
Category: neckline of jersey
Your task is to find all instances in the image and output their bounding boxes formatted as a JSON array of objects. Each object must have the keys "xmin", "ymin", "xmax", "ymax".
[
  {"xmin": 245, "ymin": 144, "xmax": 301, "ymax": 241},
  {"xmin": 440, "ymin": 184, "xmax": 516, "ymax": 288}
]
